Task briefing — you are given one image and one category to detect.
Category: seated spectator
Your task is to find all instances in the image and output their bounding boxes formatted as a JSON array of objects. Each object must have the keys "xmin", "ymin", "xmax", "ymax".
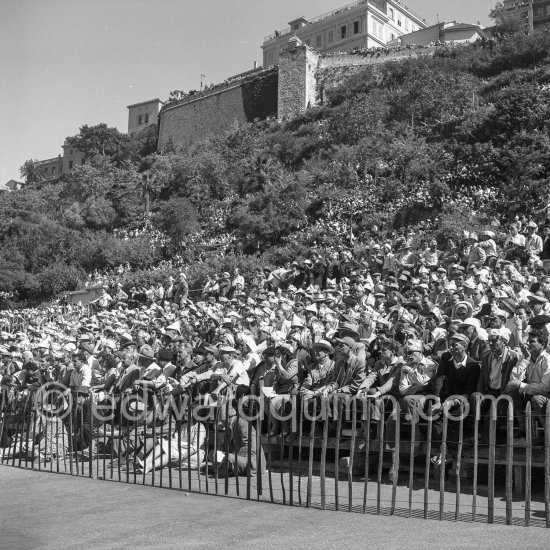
[
  {"xmin": 358, "ymin": 339, "xmax": 403, "ymax": 421},
  {"xmin": 267, "ymin": 342, "xmax": 301, "ymax": 435},
  {"xmin": 503, "ymin": 330, "xmax": 550, "ymax": 445}
]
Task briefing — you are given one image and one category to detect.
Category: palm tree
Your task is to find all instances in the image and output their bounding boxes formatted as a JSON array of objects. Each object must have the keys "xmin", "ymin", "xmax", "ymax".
[{"xmin": 19, "ymin": 159, "xmax": 44, "ymax": 185}]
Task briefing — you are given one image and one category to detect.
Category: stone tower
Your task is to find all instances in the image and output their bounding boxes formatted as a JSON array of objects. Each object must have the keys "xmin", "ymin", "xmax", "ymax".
[{"xmin": 277, "ymin": 38, "xmax": 320, "ymax": 120}]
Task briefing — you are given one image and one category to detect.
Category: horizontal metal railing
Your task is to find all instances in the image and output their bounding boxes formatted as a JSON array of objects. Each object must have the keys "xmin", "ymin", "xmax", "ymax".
[{"xmin": 1, "ymin": 387, "xmax": 549, "ymax": 527}]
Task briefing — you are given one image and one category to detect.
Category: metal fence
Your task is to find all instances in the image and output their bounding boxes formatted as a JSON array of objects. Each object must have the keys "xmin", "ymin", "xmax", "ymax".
[{"xmin": 1, "ymin": 387, "xmax": 549, "ymax": 528}]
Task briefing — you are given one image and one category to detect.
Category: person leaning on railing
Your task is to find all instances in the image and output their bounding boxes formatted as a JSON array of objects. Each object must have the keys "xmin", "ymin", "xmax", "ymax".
[{"xmin": 502, "ymin": 328, "xmax": 550, "ymax": 446}]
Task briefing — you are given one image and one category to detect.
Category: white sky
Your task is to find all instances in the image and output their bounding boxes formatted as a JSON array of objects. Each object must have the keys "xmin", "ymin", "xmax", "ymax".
[{"xmin": 0, "ymin": 0, "xmax": 496, "ymax": 184}]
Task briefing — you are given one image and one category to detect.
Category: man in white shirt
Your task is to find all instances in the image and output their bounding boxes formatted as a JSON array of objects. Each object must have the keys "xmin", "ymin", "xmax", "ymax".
[
  {"xmin": 211, "ymin": 346, "xmax": 250, "ymax": 401},
  {"xmin": 70, "ymin": 351, "xmax": 92, "ymax": 394},
  {"xmin": 504, "ymin": 331, "xmax": 550, "ymax": 444},
  {"xmin": 525, "ymin": 221, "xmax": 543, "ymax": 258},
  {"xmin": 504, "ymin": 223, "xmax": 526, "ymax": 260},
  {"xmin": 231, "ymin": 268, "xmax": 245, "ymax": 293}
]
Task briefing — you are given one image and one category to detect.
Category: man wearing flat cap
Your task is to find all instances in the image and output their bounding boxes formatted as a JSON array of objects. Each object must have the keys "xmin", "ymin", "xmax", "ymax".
[{"xmin": 426, "ymin": 332, "xmax": 480, "ymax": 464}]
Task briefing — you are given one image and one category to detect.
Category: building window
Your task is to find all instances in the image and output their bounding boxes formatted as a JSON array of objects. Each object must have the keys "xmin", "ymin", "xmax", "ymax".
[
  {"xmin": 341, "ymin": 25, "xmax": 347, "ymax": 39},
  {"xmin": 316, "ymin": 34, "xmax": 322, "ymax": 47},
  {"xmin": 391, "ymin": 33, "xmax": 396, "ymax": 41},
  {"xmin": 144, "ymin": 114, "xmax": 149, "ymax": 124},
  {"xmin": 328, "ymin": 30, "xmax": 334, "ymax": 43},
  {"xmin": 389, "ymin": 7, "xmax": 394, "ymax": 20},
  {"xmin": 353, "ymin": 20, "xmax": 359, "ymax": 34},
  {"xmin": 405, "ymin": 19, "xmax": 410, "ymax": 31},
  {"xmin": 52, "ymin": 168, "xmax": 56, "ymax": 175},
  {"xmin": 397, "ymin": 17, "xmax": 402, "ymax": 27},
  {"xmin": 138, "ymin": 115, "xmax": 142, "ymax": 124},
  {"xmin": 372, "ymin": 17, "xmax": 383, "ymax": 38},
  {"xmin": 69, "ymin": 160, "xmax": 73, "ymax": 169}
]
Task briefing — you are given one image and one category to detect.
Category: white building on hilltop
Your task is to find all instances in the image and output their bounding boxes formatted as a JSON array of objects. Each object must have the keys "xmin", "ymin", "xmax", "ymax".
[{"xmin": 262, "ymin": 0, "xmax": 427, "ymax": 66}]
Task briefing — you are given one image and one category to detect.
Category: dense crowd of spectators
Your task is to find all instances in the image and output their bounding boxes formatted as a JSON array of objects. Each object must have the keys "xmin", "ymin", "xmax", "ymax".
[{"xmin": 2, "ymin": 214, "xmax": 550, "ymax": 479}]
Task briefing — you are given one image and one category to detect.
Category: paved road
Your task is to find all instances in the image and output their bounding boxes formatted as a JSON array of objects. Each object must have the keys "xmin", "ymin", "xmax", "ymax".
[{"xmin": 0, "ymin": 466, "xmax": 547, "ymax": 550}]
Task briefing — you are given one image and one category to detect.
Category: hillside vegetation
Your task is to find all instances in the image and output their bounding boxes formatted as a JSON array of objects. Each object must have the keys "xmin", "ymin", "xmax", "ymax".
[{"xmin": 5, "ymin": 32, "xmax": 550, "ymax": 305}]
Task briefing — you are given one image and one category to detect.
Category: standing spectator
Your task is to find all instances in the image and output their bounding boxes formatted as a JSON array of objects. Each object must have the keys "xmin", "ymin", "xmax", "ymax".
[
  {"xmin": 231, "ymin": 268, "xmax": 245, "ymax": 293},
  {"xmin": 422, "ymin": 239, "xmax": 441, "ymax": 270},
  {"xmin": 525, "ymin": 221, "xmax": 543, "ymax": 259},
  {"xmin": 217, "ymin": 272, "xmax": 231, "ymax": 299},
  {"xmin": 173, "ymin": 273, "xmax": 189, "ymax": 304},
  {"xmin": 467, "ymin": 234, "xmax": 486, "ymax": 270}
]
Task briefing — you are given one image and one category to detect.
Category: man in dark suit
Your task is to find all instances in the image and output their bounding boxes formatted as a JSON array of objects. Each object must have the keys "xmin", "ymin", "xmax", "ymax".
[
  {"xmin": 458, "ymin": 318, "xmax": 490, "ymax": 362},
  {"xmin": 430, "ymin": 333, "xmax": 480, "ymax": 405},
  {"xmin": 428, "ymin": 333, "xmax": 480, "ymax": 465},
  {"xmin": 113, "ymin": 341, "xmax": 141, "ymax": 398}
]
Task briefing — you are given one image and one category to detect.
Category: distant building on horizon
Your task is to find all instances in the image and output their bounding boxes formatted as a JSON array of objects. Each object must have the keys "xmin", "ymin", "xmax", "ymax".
[
  {"xmin": 61, "ymin": 139, "xmax": 86, "ymax": 174},
  {"xmin": 127, "ymin": 98, "xmax": 164, "ymax": 134},
  {"xmin": 26, "ymin": 99, "xmax": 163, "ymax": 184},
  {"xmin": 1, "ymin": 179, "xmax": 23, "ymax": 192},
  {"xmin": 502, "ymin": 0, "xmax": 550, "ymax": 32},
  {"xmin": 389, "ymin": 20, "xmax": 490, "ymax": 46},
  {"xmin": 33, "ymin": 156, "xmax": 64, "ymax": 182},
  {"xmin": 261, "ymin": 0, "xmax": 428, "ymax": 66}
]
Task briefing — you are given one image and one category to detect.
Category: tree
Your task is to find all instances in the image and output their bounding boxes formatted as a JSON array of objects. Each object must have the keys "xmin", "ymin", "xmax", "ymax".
[
  {"xmin": 65, "ymin": 123, "xmax": 128, "ymax": 162},
  {"xmin": 490, "ymin": 1, "xmax": 523, "ymax": 38},
  {"xmin": 19, "ymin": 159, "xmax": 43, "ymax": 184},
  {"xmin": 153, "ymin": 197, "xmax": 199, "ymax": 251},
  {"xmin": 82, "ymin": 197, "xmax": 117, "ymax": 230}
]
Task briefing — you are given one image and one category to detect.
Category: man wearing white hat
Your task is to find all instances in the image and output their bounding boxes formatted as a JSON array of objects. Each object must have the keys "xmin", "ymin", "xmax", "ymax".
[
  {"xmin": 211, "ymin": 345, "xmax": 249, "ymax": 401},
  {"xmin": 458, "ymin": 318, "xmax": 490, "ymax": 362}
]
